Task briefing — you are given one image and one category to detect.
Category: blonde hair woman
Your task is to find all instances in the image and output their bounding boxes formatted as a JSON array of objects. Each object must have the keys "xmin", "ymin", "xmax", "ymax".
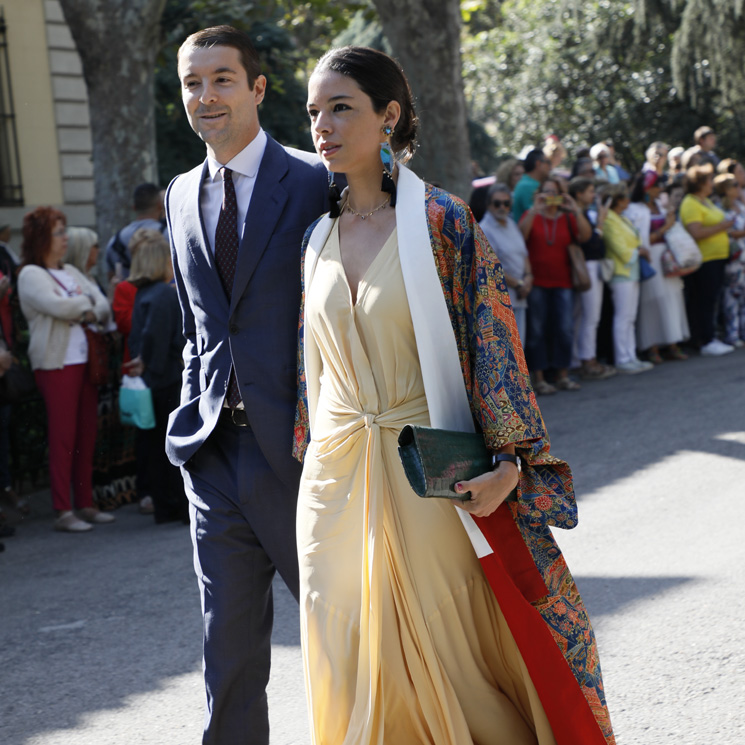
[
  {"xmin": 64, "ymin": 227, "xmax": 99, "ymax": 279},
  {"xmin": 126, "ymin": 229, "xmax": 187, "ymax": 524}
]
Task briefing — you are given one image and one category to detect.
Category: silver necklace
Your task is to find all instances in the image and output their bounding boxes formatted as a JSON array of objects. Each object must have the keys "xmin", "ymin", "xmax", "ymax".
[
  {"xmin": 539, "ymin": 213, "xmax": 559, "ymax": 245},
  {"xmin": 344, "ymin": 196, "xmax": 390, "ymax": 220}
]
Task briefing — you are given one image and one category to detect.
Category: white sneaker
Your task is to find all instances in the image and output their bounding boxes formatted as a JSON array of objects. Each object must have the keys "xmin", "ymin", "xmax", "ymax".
[
  {"xmin": 616, "ymin": 361, "xmax": 645, "ymax": 374},
  {"xmin": 55, "ymin": 511, "xmax": 93, "ymax": 533},
  {"xmin": 633, "ymin": 359, "xmax": 655, "ymax": 372},
  {"xmin": 700, "ymin": 339, "xmax": 735, "ymax": 356},
  {"xmin": 78, "ymin": 507, "xmax": 116, "ymax": 524}
]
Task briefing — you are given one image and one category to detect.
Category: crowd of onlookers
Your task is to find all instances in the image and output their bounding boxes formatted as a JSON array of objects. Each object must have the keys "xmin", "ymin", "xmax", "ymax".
[
  {"xmin": 471, "ymin": 126, "xmax": 745, "ymax": 394},
  {"xmin": 0, "ymin": 183, "xmax": 187, "ymax": 546},
  {"xmin": 1, "ymin": 125, "xmax": 743, "ymax": 546}
]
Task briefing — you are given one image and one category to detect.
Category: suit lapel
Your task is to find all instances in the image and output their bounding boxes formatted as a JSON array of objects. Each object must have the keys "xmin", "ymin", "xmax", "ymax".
[
  {"xmin": 230, "ymin": 136, "xmax": 289, "ymax": 314},
  {"xmin": 178, "ymin": 161, "xmax": 229, "ymax": 308}
]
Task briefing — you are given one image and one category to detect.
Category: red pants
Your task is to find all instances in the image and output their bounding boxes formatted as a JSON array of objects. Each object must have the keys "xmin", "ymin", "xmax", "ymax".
[{"xmin": 35, "ymin": 364, "xmax": 98, "ymax": 512}]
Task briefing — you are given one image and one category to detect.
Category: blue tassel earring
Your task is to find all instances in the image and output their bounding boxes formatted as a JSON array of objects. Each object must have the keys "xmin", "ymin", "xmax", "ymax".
[
  {"xmin": 328, "ymin": 172, "xmax": 341, "ymax": 218},
  {"xmin": 380, "ymin": 125, "xmax": 396, "ymax": 207}
]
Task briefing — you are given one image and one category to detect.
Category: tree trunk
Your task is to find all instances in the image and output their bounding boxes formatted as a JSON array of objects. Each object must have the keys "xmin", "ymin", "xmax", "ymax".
[
  {"xmin": 371, "ymin": 0, "xmax": 472, "ymax": 198},
  {"xmin": 58, "ymin": 0, "xmax": 167, "ymax": 246}
]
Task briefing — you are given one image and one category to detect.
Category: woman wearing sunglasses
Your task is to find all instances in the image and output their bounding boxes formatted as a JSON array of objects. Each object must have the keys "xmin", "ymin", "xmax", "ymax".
[{"xmin": 479, "ymin": 182, "xmax": 532, "ymax": 341}]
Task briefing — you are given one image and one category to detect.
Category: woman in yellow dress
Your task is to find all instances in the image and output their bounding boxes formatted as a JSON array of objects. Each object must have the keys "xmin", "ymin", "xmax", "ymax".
[{"xmin": 293, "ymin": 47, "xmax": 615, "ymax": 745}]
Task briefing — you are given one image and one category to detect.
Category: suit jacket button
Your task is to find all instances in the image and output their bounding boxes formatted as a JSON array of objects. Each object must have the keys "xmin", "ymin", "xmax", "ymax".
[{"xmin": 230, "ymin": 324, "xmax": 239, "ymax": 335}]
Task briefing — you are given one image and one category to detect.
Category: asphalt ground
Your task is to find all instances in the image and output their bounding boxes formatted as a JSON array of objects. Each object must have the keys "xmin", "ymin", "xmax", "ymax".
[{"xmin": 1, "ymin": 348, "xmax": 744, "ymax": 744}]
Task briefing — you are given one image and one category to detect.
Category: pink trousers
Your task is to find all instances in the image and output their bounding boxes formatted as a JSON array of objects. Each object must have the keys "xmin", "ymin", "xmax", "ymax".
[{"xmin": 35, "ymin": 364, "xmax": 98, "ymax": 512}]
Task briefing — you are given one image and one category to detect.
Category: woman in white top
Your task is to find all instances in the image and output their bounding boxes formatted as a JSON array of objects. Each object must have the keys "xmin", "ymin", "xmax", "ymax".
[
  {"xmin": 18, "ymin": 207, "xmax": 113, "ymax": 533},
  {"xmin": 479, "ymin": 182, "xmax": 533, "ymax": 341},
  {"xmin": 624, "ymin": 171, "xmax": 689, "ymax": 363}
]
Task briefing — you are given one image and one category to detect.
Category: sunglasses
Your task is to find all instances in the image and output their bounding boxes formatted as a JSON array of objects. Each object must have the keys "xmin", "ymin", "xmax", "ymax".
[{"xmin": 491, "ymin": 199, "xmax": 511, "ymax": 208}]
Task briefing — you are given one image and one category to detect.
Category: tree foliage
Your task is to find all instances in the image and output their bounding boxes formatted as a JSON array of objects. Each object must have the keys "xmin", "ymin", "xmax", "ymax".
[
  {"xmin": 635, "ymin": 0, "xmax": 745, "ymax": 122},
  {"xmin": 460, "ymin": 0, "xmax": 741, "ymax": 174}
]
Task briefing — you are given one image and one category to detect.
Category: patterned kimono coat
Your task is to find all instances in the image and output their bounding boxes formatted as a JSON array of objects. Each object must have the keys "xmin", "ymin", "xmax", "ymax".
[{"xmin": 294, "ymin": 165, "xmax": 615, "ymax": 745}]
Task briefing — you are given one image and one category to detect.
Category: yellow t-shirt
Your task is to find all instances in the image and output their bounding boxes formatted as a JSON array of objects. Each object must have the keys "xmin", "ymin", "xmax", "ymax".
[{"xmin": 679, "ymin": 194, "xmax": 729, "ymax": 262}]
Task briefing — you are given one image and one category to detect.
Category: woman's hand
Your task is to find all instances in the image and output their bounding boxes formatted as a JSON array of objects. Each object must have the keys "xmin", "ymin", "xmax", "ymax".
[
  {"xmin": 451, "ymin": 462, "xmax": 519, "ymax": 518},
  {"xmin": 517, "ymin": 274, "xmax": 533, "ymax": 299},
  {"xmin": 562, "ymin": 193, "xmax": 580, "ymax": 214},
  {"xmin": 81, "ymin": 309, "xmax": 96, "ymax": 324},
  {"xmin": 122, "ymin": 356, "xmax": 144, "ymax": 377},
  {"xmin": 639, "ymin": 246, "xmax": 651, "ymax": 260}
]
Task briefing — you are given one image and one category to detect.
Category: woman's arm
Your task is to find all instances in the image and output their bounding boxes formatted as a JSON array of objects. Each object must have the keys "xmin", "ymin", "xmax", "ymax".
[
  {"xmin": 684, "ymin": 219, "xmax": 733, "ymax": 241},
  {"xmin": 428, "ymin": 194, "xmax": 576, "ymax": 529},
  {"xmin": 518, "ymin": 206, "xmax": 537, "ymax": 240},
  {"xmin": 18, "ymin": 267, "xmax": 92, "ymax": 321}
]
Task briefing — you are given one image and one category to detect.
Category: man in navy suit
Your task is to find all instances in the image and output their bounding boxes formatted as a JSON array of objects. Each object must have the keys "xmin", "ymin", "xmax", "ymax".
[{"xmin": 164, "ymin": 25, "xmax": 329, "ymax": 744}]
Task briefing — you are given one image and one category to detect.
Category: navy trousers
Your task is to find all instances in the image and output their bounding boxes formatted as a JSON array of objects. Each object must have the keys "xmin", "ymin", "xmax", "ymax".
[{"xmin": 181, "ymin": 414, "xmax": 300, "ymax": 745}]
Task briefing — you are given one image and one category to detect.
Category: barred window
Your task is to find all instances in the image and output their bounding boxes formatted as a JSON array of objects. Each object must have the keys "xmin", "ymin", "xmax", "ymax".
[{"xmin": 0, "ymin": 8, "xmax": 23, "ymax": 206}]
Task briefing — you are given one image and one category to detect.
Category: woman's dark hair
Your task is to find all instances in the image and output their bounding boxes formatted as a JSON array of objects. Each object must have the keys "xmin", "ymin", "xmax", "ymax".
[
  {"xmin": 570, "ymin": 157, "xmax": 594, "ymax": 179},
  {"xmin": 568, "ymin": 177, "xmax": 594, "ymax": 200},
  {"xmin": 21, "ymin": 206, "xmax": 66, "ymax": 268},
  {"xmin": 179, "ymin": 25, "xmax": 262, "ymax": 88},
  {"xmin": 629, "ymin": 172, "xmax": 647, "ymax": 203},
  {"xmin": 540, "ymin": 176, "xmax": 564, "ymax": 194},
  {"xmin": 314, "ymin": 46, "xmax": 418, "ymax": 161}
]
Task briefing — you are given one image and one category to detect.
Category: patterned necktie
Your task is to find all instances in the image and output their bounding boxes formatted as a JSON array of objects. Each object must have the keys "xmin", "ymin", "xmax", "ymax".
[{"xmin": 214, "ymin": 167, "xmax": 242, "ymax": 409}]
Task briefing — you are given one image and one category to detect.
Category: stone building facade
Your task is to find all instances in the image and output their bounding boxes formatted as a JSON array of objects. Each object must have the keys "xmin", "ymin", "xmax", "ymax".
[{"xmin": 0, "ymin": 0, "xmax": 95, "ymax": 253}]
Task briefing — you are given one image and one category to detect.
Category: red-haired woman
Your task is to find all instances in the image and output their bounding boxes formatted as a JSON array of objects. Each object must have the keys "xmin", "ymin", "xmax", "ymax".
[{"xmin": 18, "ymin": 207, "xmax": 113, "ymax": 532}]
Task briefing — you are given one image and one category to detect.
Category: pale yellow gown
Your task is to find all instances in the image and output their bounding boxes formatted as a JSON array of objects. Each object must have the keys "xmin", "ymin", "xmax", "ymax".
[{"xmin": 297, "ymin": 222, "xmax": 557, "ymax": 745}]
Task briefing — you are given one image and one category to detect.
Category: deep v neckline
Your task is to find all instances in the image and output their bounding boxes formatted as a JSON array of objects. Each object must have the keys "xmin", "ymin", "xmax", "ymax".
[{"xmin": 336, "ymin": 221, "xmax": 398, "ymax": 306}]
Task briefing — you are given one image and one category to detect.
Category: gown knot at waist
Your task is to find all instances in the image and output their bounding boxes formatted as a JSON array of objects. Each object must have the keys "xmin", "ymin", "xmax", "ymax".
[{"xmin": 363, "ymin": 412, "xmax": 376, "ymax": 430}]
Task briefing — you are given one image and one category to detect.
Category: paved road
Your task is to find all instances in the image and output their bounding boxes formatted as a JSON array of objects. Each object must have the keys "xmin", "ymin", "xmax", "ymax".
[{"xmin": 2, "ymin": 350, "xmax": 744, "ymax": 744}]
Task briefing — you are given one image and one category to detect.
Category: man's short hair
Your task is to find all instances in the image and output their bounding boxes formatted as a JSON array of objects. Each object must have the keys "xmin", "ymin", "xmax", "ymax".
[
  {"xmin": 178, "ymin": 25, "xmax": 262, "ymax": 88},
  {"xmin": 523, "ymin": 149, "xmax": 546, "ymax": 173},
  {"xmin": 694, "ymin": 125, "xmax": 715, "ymax": 143},
  {"xmin": 133, "ymin": 183, "xmax": 161, "ymax": 213}
]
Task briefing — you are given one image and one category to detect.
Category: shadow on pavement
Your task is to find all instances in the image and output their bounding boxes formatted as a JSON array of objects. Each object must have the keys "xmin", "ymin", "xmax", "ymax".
[
  {"xmin": 573, "ymin": 575, "xmax": 695, "ymax": 618},
  {"xmin": 536, "ymin": 351, "xmax": 745, "ymax": 497}
]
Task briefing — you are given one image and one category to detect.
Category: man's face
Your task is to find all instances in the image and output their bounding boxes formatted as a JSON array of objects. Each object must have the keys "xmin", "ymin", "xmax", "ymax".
[
  {"xmin": 178, "ymin": 44, "xmax": 266, "ymax": 163},
  {"xmin": 536, "ymin": 156, "xmax": 551, "ymax": 180},
  {"xmin": 487, "ymin": 192, "xmax": 512, "ymax": 223},
  {"xmin": 700, "ymin": 133, "xmax": 717, "ymax": 152}
]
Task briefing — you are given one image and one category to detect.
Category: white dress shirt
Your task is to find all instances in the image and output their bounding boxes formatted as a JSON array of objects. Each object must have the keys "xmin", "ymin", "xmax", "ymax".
[{"xmin": 201, "ymin": 128, "xmax": 268, "ymax": 252}]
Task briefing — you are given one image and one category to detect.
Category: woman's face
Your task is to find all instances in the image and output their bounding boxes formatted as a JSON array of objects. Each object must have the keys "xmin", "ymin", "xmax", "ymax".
[
  {"xmin": 734, "ymin": 163, "xmax": 745, "ymax": 187},
  {"xmin": 47, "ymin": 220, "xmax": 68, "ymax": 268},
  {"xmin": 646, "ymin": 184, "xmax": 661, "ymax": 201},
  {"xmin": 576, "ymin": 185, "xmax": 595, "ymax": 208},
  {"xmin": 307, "ymin": 69, "xmax": 399, "ymax": 179}
]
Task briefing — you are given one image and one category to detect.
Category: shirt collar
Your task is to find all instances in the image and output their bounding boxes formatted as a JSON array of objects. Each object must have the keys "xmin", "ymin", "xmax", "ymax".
[{"xmin": 206, "ymin": 128, "xmax": 267, "ymax": 181}]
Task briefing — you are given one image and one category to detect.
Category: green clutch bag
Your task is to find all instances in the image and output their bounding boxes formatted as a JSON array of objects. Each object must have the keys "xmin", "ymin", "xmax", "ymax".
[{"xmin": 397, "ymin": 425, "xmax": 492, "ymax": 501}]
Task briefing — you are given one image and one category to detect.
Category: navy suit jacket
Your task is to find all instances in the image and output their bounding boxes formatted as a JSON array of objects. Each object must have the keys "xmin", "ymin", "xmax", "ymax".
[{"xmin": 165, "ymin": 134, "xmax": 328, "ymax": 487}]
